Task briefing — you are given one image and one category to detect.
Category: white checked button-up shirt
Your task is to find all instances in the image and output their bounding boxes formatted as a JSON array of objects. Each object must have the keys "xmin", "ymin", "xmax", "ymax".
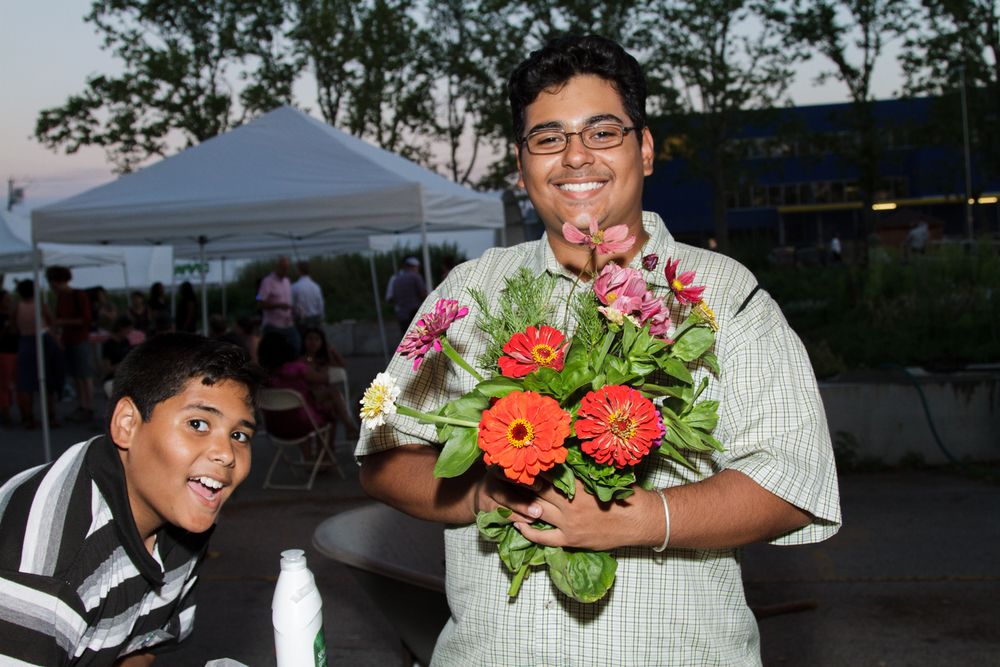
[{"xmin": 357, "ymin": 212, "xmax": 841, "ymax": 667}]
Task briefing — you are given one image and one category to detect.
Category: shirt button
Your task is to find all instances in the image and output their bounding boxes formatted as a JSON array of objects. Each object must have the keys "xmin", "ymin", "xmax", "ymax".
[{"xmin": 545, "ymin": 600, "xmax": 556, "ymax": 610}]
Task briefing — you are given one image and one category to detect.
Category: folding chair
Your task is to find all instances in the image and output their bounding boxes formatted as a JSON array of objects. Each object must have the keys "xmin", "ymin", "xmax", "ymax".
[{"xmin": 259, "ymin": 388, "xmax": 344, "ymax": 490}]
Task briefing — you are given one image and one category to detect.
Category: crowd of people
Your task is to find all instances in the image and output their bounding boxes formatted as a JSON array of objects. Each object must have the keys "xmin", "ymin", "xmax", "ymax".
[{"xmin": 0, "ymin": 258, "xmax": 354, "ymax": 442}]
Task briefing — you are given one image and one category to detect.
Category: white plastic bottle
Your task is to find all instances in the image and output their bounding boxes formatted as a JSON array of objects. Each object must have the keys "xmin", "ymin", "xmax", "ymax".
[{"xmin": 272, "ymin": 549, "xmax": 328, "ymax": 667}]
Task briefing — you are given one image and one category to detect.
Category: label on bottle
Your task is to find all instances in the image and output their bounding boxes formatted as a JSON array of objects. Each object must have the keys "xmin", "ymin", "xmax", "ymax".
[{"xmin": 314, "ymin": 626, "xmax": 328, "ymax": 667}]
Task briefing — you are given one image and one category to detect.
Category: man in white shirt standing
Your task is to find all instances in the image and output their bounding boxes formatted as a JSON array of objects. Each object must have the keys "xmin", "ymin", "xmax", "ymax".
[{"xmin": 292, "ymin": 260, "xmax": 325, "ymax": 332}]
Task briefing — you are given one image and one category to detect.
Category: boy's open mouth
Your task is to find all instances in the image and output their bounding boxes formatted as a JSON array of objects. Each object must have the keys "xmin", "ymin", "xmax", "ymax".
[{"xmin": 188, "ymin": 476, "xmax": 223, "ymax": 500}]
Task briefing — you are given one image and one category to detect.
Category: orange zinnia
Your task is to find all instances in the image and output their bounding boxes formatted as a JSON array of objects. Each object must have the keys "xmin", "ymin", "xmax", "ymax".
[
  {"xmin": 576, "ymin": 385, "xmax": 663, "ymax": 468},
  {"xmin": 478, "ymin": 391, "xmax": 571, "ymax": 485}
]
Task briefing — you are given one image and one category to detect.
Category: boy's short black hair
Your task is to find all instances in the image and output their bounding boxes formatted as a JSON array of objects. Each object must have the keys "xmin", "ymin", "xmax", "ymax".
[
  {"xmin": 45, "ymin": 265, "xmax": 72, "ymax": 283},
  {"xmin": 508, "ymin": 34, "xmax": 647, "ymax": 145},
  {"xmin": 15, "ymin": 280, "xmax": 34, "ymax": 300},
  {"xmin": 105, "ymin": 332, "xmax": 266, "ymax": 433}
]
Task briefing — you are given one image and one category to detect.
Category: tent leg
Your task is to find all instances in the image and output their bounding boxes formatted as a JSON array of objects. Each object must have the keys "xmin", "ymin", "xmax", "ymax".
[
  {"xmin": 420, "ymin": 219, "xmax": 433, "ymax": 291},
  {"xmin": 370, "ymin": 252, "xmax": 390, "ymax": 366},
  {"xmin": 32, "ymin": 239, "xmax": 51, "ymax": 463},
  {"xmin": 199, "ymin": 238, "xmax": 208, "ymax": 336}
]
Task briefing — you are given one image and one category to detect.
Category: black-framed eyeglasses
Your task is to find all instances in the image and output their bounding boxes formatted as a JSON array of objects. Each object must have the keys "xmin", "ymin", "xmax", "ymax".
[{"xmin": 520, "ymin": 123, "xmax": 636, "ymax": 155}]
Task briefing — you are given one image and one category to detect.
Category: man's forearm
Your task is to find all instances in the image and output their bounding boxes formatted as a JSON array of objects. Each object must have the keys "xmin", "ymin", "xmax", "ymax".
[
  {"xmin": 659, "ymin": 469, "xmax": 812, "ymax": 549},
  {"xmin": 358, "ymin": 444, "xmax": 482, "ymax": 524}
]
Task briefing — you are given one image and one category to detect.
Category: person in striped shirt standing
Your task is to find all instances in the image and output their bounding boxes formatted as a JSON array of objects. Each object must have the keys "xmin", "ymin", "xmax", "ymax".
[{"xmin": 0, "ymin": 333, "xmax": 265, "ymax": 666}]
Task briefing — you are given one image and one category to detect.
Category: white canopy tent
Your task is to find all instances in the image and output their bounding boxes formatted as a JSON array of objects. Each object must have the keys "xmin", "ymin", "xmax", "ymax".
[
  {"xmin": 30, "ymin": 105, "xmax": 507, "ymax": 460},
  {"xmin": 1, "ymin": 210, "xmax": 129, "ymax": 284}
]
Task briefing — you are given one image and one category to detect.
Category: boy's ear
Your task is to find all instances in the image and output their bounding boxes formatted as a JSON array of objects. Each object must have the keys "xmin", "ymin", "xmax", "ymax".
[{"xmin": 110, "ymin": 397, "xmax": 141, "ymax": 449}]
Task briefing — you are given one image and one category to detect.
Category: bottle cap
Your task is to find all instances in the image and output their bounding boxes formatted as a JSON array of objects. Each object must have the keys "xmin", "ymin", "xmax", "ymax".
[{"xmin": 279, "ymin": 549, "xmax": 307, "ymax": 571}]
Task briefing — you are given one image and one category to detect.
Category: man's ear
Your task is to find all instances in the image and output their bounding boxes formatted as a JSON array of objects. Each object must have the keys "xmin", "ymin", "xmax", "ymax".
[
  {"xmin": 641, "ymin": 127, "xmax": 655, "ymax": 177},
  {"xmin": 110, "ymin": 397, "xmax": 141, "ymax": 450},
  {"xmin": 514, "ymin": 143, "xmax": 525, "ymax": 189}
]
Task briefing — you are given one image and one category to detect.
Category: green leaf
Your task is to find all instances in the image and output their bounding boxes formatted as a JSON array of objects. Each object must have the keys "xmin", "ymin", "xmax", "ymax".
[
  {"xmin": 671, "ymin": 327, "xmax": 715, "ymax": 362},
  {"xmin": 655, "ymin": 440, "xmax": 700, "ymax": 473},
  {"xmin": 523, "ymin": 366, "xmax": 564, "ymax": 396},
  {"xmin": 445, "ymin": 390, "xmax": 491, "ymax": 422},
  {"xmin": 621, "ymin": 316, "xmax": 638, "ymax": 354},
  {"xmin": 701, "ymin": 352, "xmax": 721, "ymax": 375},
  {"xmin": 433, "ymin": 426, "xmax": 481, "ymax": 478},
  {"xmin": 475, "ymin": 377, "xmax": 523, "ymax": 398},
  {"xmin": 551, "ymin": 462, "xmax": 577, "ymax": 500},
  {"xmin": 658, "ymin": 356, "xmax": 694, "ymax": 385},
  {"xmin": 629, "ymin": 360, "xmax": 657, "ymax": 377},
  {"xmin": 476, "ymin": 507, "xmax": 515, "ymax": 541},
  {"xmin": 544, "ymin": 547, "xmax": 617, "ymax": 603},
  {"xmin": 683, "ymin": 401, "xmax": 720, "ymax": 430}
]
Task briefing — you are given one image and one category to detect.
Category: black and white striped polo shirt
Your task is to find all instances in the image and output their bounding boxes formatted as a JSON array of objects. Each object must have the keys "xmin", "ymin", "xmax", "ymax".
[{"xmin": 0, "ymin": 436, "xmax": 212, "ymax": 666}]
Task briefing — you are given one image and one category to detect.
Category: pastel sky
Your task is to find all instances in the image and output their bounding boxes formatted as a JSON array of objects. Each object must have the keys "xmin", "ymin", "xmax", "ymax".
[{"xmin": 1, "ymin": 1, "xmax": 907, "ymax": 218}]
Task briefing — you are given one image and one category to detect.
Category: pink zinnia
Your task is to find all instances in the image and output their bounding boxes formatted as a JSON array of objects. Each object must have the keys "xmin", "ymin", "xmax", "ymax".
[
  {"xmin": 397, "ymin": 299, "xmax": 470, "ymax": 370},
  {"xmin": 562, "ymin": 216, "xmax": 636, "ymax": 254},
  {"xmin": 664, "ymin": 258, "xmax": 706, "ymax": 306}
]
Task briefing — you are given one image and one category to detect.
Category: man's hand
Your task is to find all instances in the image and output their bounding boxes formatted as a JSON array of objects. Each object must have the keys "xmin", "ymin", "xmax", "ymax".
[
  {"xmin": 496, "ymin": 469, "xmax": 813, "ymax": 552},
  {"xmin": 500, "ymin": 474, "xmax": 663, "ymax": 551}
]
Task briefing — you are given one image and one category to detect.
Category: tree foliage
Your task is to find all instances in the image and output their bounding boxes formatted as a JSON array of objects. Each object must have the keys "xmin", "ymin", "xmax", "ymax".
[
  {"xmin": 901, "ymin": 0, "xmax": 1000, "ymax": 201},
  {"xmin": 638, "ymin": 0, "xmax": 802, "ymax": 254},
  {"xmin": 789, "ymin": 0, "xmax": 915, "ymax": 241},
  {"xmin": 35, "ymin": 0, "xmax": 294, "ymax": 174}
]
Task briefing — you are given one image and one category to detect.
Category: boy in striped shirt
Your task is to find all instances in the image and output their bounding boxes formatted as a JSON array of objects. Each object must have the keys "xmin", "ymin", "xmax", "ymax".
[{"xmin": 0, "ymin": 333, "xmax": 265, "ymax": 666}]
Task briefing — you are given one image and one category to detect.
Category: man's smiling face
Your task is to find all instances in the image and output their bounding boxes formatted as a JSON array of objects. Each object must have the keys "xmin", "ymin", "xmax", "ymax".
[{"xmin": 515, "ymin": 74, "xmax": 654, "ymax": 243}]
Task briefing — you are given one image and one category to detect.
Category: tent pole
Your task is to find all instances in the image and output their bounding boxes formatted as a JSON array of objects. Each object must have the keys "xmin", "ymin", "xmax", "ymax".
[
  {"xmin": 31, "ymin": 238, "xmax": 51, "ymax": 463},
  {"xmin": 370, "ymin": 252, "xmax": 389, "ymax": 365},
  {"xmin": 420, "ymin": 219, "xmax": 432, "ymax": 291},
  {"xmin": 221, "ymin": 257, "xmax": 227, "ymax": 320},
  {"xmin": 199, "ymin": 237, "xmax": 208, "ymax": 336},
  {"xmin": 122, "ymin": 262, "xmax": 130, "ymax": 292}
]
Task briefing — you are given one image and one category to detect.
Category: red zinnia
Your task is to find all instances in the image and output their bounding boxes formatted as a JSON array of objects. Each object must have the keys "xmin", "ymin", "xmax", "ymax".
[
  {"xmin": 498, "ymin": 326, "xmax": 569, "ymax": 378},
  {"xmin": 479, "ymin": 391, "xmax": 571, "ymax": 485},
  {"xmin": 576, "ymin": 386, "xmax": 663, "ymax": 468}
]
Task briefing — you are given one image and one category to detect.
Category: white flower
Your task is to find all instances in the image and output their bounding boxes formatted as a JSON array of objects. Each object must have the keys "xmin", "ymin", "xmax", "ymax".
[
  {"xmin": 360, "ymin": 372, "xmax": 401, "ymax": 430},
  {"xmin": 598, "ymin": 306, "xmax": 625, "ymax": 326}
]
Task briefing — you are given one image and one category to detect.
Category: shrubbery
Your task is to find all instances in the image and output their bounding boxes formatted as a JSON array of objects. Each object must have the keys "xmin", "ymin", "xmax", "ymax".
[{"xmin": 754, "ymin": 239, "xmax": 1000, "ymax": 375}]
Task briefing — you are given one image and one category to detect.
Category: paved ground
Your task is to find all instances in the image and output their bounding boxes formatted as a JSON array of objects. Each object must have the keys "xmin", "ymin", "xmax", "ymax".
[{"xmin": 2, "ymin": 355, "xmax": 998, "ymax": 666}]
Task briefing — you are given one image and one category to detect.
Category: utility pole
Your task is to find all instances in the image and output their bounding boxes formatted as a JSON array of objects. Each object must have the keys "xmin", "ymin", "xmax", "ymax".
[{"xmin": 955, "ymin": 66, "xmax": 974, "ymax": 243}]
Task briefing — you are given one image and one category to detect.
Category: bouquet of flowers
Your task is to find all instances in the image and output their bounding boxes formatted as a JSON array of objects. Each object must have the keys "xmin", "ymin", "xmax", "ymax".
[{"xmin": 361, "ymin": 222, "xmax": 721, "ymax": 604}]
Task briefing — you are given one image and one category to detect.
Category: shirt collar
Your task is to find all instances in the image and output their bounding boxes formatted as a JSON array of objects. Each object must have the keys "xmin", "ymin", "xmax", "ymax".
[
  {"xmin": 87, "ymin": 435, "xmax": 169, "ymax": 585},
  {"xmin": 529, "ymin": 211, "xmax": 676, "ymax": 289}
]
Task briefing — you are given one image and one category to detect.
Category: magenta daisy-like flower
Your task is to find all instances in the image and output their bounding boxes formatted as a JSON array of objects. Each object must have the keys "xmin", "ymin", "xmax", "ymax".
[
  {"xmin": 396, "ymin": 298, "xmax": 470, "ymax": 370},
  {"xmin": 561, "ymin": 216, "xmax": 636, "ymax": 254},
  {"xmin": 663, "ymin": 258, "xmax": 706, "ymax": 306}
]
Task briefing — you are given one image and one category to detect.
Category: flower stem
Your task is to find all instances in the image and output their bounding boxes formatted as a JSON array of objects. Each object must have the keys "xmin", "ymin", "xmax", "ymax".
[
  {"xmin": 508, "ymin": 562, "xmax": 530, "ymax": 598},
  {"xmin": 438, "ymin": 337, "xmax": 485, "ymax": 382},
  {"xmin": 395, "ymin": 404, "xmax": 479, "ymax": 429},
  {"xmin": 562, "ymin": 249, "xmax": 596, "ymax": 331}
]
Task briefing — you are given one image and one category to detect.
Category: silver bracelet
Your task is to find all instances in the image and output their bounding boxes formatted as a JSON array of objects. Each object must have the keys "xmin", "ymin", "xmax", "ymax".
[{"xmin": 652, "ymin": 488, "xmax": 670, "ymax": 553}]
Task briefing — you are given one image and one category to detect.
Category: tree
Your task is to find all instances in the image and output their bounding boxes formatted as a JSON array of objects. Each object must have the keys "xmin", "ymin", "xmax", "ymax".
[
  {"xmin": 901, "ymin": 0, "xmax": 1000, "ymax": 209},
  {"xmin": 789, "ymin": 0, "xmax": 915, "ymax": 245},
  {"xmin": 638, "ymin": 0, "xmax": 802, "ymax": 254},
  {"xmin": 35, "ymin": 0, "xmax": 295, "ymax": 174}
]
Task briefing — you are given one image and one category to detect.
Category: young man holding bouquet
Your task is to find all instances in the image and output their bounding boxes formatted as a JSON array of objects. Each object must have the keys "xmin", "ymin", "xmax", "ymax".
[{"xmin": 357, "ymin": 34, "xmax": 840, "ymax": 666}]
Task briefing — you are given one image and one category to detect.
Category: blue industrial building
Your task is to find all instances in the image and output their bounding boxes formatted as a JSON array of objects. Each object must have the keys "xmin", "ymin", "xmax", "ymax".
[{"xmin": 642, "ymin": 97, "xmax": 1000, "ymax": 251}]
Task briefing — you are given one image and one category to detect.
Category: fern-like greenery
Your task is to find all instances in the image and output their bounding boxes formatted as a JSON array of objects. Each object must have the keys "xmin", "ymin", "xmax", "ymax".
[
  {"xmin": 572, "ymin": 289, "xmax": 606, "ymax": 357},
  {"xmin": 469, "ymin": 268, "xmax": 559, "ymax": 374}
]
